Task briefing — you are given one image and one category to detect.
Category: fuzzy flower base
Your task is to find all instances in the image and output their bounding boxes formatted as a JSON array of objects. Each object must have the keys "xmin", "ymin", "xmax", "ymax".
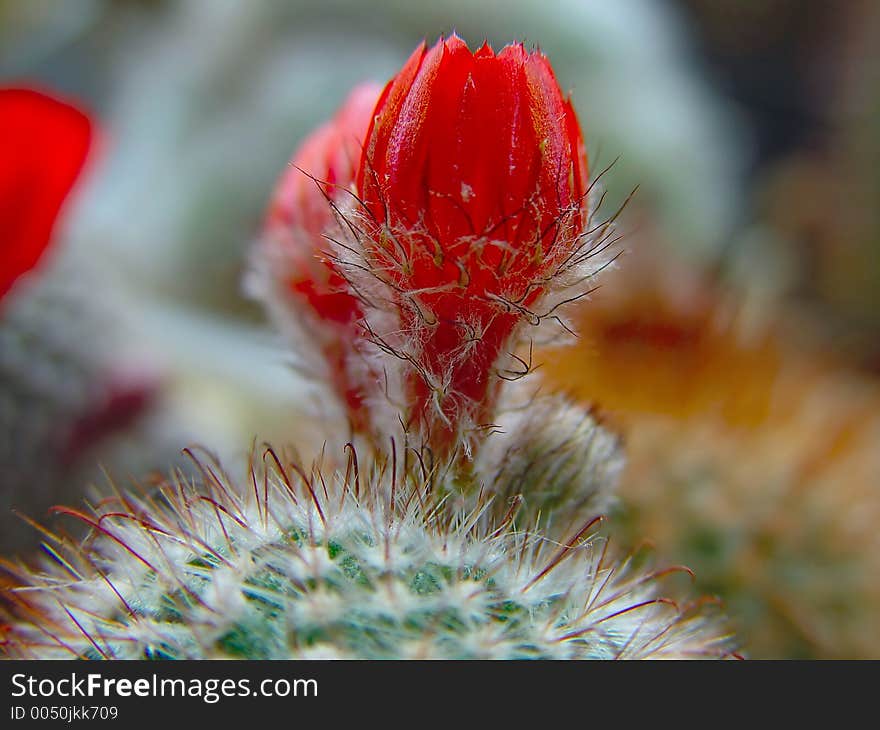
[{"xmin": 1, "ymin": 442, "xmax": 734, "ymax": 660}]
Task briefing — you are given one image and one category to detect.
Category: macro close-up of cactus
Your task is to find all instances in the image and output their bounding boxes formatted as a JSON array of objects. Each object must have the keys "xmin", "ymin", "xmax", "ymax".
[{"xmin": 1, "ymin": 34, "xmax": 737, "ymax": 661}]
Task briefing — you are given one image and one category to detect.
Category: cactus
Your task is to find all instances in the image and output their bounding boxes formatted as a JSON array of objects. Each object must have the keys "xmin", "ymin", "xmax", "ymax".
[
  {"xmin": 0, "ymin": 255, "xmax": 153, "ymax": 554},
  {"xmin": 0, "ymin": 89, "xmax": 170, "ymax": 554},
  {"xmin": 1, "ymin": 438, "xmax": 733, "ymax": 660}
]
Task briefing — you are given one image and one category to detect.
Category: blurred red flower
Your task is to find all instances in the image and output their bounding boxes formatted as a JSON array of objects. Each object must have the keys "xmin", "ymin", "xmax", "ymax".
[{"xmin": 0, "ymin": 88, "xmax": 93, "ymax": 302}]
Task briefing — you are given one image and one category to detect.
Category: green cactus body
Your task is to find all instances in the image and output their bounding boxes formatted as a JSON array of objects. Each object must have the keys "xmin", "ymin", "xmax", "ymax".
[{"xmin": 1, "ymin": 439, "xmax": 734, "ymax": 660}]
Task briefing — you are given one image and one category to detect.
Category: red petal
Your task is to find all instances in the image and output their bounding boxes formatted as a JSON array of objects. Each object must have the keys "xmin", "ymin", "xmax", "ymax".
[
  {"xmin": 361, "ymin": 37, "xmax": 588, "ymax": 298},
  {"xmin": 0, "ymin": 88, "xmax": 93, "ymax": 302}
]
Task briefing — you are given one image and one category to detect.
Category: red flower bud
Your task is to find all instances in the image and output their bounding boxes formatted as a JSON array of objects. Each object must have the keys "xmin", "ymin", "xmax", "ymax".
[
  {"xmin": 0, "ymin": 88, "xmax": 93, "ymax": 303},
  {"xmin": 260, "ymin": 83, "xmax": 383, "ymax": 428},
  {"xmin": 355, "ymin": 36, "xmax": 590, "ymax": 452}
]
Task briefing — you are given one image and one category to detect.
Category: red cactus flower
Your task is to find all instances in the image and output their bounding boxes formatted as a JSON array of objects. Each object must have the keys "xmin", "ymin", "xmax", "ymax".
[
  {"xmin": 355, "ymin": 36, "xmax": 590, "ymax": 451},
  {"xmin": 0, "ymin": 88, "xmax": 94, "ymax": 303},
  {"xmin": 261, "ymin": 83, "xmax": 383, "ymax": 428}
]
